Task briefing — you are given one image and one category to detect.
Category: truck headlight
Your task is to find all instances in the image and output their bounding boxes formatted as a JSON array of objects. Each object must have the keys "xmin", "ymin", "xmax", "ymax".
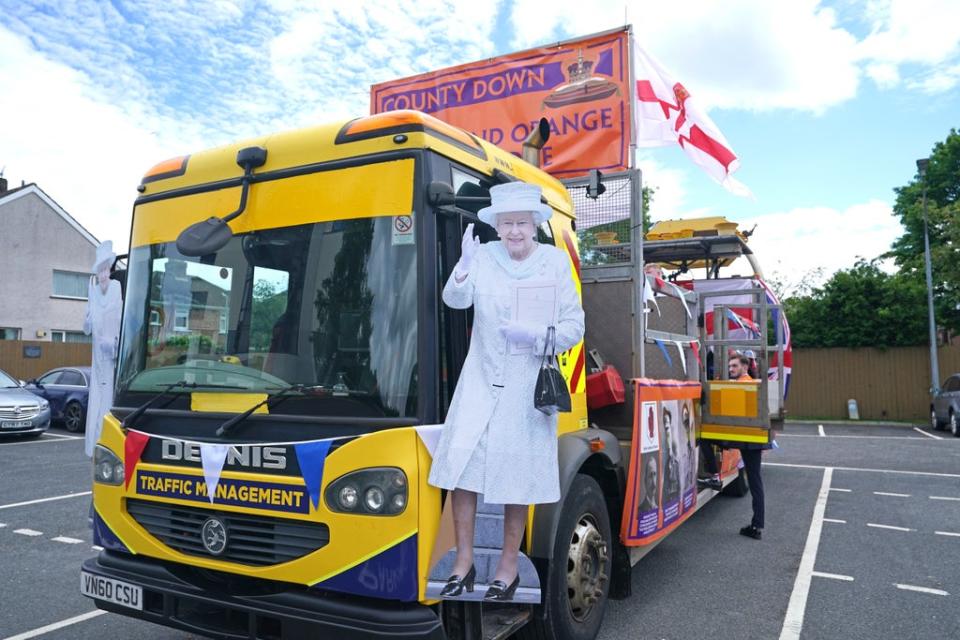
[
  {"xmin": 94, "ymin": 445, "xmax": 125, "ymax": 486},
  {"xmin": 325, "ymin": 467, "xmax": 408, "ymax": 516}
]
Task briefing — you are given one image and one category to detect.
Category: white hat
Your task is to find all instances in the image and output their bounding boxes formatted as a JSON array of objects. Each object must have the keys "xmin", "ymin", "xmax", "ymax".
[
  {"xmin": 477, "ymin": 182, "xmax": 553, "ymax": 227},
  {"xmin": 92, "ymin": 240, "xmax": 116, "ymax": 272}
]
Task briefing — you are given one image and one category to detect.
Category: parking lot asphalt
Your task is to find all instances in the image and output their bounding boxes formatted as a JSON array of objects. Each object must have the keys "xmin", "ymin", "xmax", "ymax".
[{"xmin": 0, "ymin": 421, "xmax": 957, "ymax": 639}]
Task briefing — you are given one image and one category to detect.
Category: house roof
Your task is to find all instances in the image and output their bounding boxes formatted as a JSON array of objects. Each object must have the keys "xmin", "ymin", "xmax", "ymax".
[{"xmin": 0, "ymin": 183, "xmax": 99, "ymax": 248}]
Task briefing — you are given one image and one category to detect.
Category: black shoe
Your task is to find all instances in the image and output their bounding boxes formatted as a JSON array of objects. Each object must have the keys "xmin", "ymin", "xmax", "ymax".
[
  {"xmin": 439, "ymin": 564, "xmax": 476, "ymax": 597},
  {"xmin": 697, "ymin": 475, "xmax": 722, "ymax": 491},
  {"xmin": 484, "ymin": 574, "xmax": 520, "ymax": 601},
  {"xmin": 739, "ymin": 525, "xmax": 762, "ymax": 540}
]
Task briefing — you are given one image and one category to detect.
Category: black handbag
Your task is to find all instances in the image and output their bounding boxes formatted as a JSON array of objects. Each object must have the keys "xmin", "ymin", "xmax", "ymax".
[{"xmin": 534, "ymin": 326, "xmax": 571, "ymax": 415}]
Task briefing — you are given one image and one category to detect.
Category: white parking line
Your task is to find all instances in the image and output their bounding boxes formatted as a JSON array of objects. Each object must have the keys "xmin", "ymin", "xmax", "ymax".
[
  {"xmin": 91, "ymin": 545, "xmax": 104, "ymax": 551},
  {"xmin": 824, "ymin": 518, "xmax": 846, "ymax": 524},
  {"xmin": 829, "ymin": 488, "xmax": 851, "ymax": 493},
  {"xmin": 764, "ymin": 462, "xmax": 960, "ymax": 479},
  {"xmin": 41, "ymin": 432, "xmax": 83, "ymax": 440},
  {"xmin": 913, "ymin": 427, "xmax": 942, "ymax": 439},
  {"xmin": 894, "ymin": 584, "xmax": 949, "ymax": 596},
  {"xmin": 812, "ymin": 571, "xmax": 853, "ymax": 581},
  {"xmin": 0, "ymin": 491, "xmax": 91, "ymax": 511},
  {"xmin": 934, "ymin": 531, "xmax": 960, "ymax": 538},
  {"xmin": 0, "ymin": 436, "xmax": 84, "ymax": 447},
  {"xmin": 818, "ymin": 424, "xmax": 825, "ymax": 437},
  {"xmin": 0, "ymin": 523, "xmax": 6, "ymax": 528},
  {"xmin": 3, "ymin": 610, "xmax": 106, "ymax": 639},
  {"xmin": 873, "ymin": 491, "xmax": 911, "ymax": 497},
  {"xmin": 13, "ymin": 529, "xmax": 43, "ymax": 537},
  {"xmin": 779, "ymin": 434, "xmax": 938, "ymax": 440},
  {"xmin": 930, "ymin": 496, "xmax": 960, "ymax": 501},
  {"xmin": 779, "ymin": 467, "xmax": 833, "ymax": 640},
  {"xmin": 867, "ymin": 523, "xmax": 913, "ymax": 532},
  {"xmin": 51, "ymin": 536, "xmax": 84, "ymax": 544}
]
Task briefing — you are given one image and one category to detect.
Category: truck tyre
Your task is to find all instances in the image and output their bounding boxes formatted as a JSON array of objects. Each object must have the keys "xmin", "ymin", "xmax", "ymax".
[
  {"xmin": 721, "ymin": 468, "xmax": 749, "ymax": 497},
  {"xmin": 64, "ymin": 401, "xmax": 85, "ymax": 433},
  {"xmin": 519, "ymin": 474, "xmax": 611, "ymax": 640}
]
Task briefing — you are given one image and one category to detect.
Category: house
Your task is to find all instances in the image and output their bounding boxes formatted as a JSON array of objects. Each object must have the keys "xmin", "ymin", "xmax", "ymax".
[{"xmin": 0, "ymin": 178, "xmax": 99, "ymax": 343}]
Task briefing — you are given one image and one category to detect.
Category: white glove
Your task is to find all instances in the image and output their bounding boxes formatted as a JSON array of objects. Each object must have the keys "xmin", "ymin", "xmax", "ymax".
[
  {"xmin": 499, "ymin": 322, "xmax": 539, "ymax": 346},
  {"xmin": 455, "ymin": 223, "xmax": 480, "ymax": 278}
]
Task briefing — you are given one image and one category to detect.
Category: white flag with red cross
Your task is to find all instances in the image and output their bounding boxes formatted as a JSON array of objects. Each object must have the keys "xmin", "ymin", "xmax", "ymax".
[{"xmin": 633, "ymin": 43, "xmax": 752, "ymax": 197}]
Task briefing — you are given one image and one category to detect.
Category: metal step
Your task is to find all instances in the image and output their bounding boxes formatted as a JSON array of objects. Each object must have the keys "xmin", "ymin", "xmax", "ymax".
[{"xmin": 441, "ymin": 601, "xmax": 532, "ymax": 640}]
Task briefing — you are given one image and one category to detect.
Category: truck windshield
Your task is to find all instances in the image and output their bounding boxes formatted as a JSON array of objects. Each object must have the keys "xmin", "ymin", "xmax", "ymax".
[{"xmin": 117, "ymin": 217, "xmax": 418, "ymax": 418}]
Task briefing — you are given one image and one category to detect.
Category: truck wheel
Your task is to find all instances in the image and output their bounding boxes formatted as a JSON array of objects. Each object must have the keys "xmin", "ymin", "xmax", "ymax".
[
  {"xmin": 931, "ymin": 408, "xmax": 945, "ymax": 431},
  {"xmin": 64, "ymin": 402, "xmax": 85, "ymax": 433},
  {"xmin": 520, "ymin": 474, "xmax": 611, "ymax": 640},
  {"xmin": 721, "ymin": 468, "xmax": 749, "ymax": 497}
]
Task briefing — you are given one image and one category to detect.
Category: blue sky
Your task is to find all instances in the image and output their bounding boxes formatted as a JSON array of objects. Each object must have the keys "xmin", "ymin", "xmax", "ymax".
[{"xmin": 1, "ymin": 0, "xmax": 958, "ymax": 290}]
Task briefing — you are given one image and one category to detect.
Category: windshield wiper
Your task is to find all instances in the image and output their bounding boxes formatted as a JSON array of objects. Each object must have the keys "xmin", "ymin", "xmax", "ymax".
[
  {"xmin": 121, "ymin": 381, "xmax": 246, "ymax": 429},
  {"xmin": 215, "ymin": 384, "xmax": 325, "ymax": 437}
]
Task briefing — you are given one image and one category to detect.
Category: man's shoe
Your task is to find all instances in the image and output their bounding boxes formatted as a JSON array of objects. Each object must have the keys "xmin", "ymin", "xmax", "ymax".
[
  {"xmin": 739, "ymin": 525, "xmax": 762, "ymax": 540},
  {"xmin": 697, "ymin": 475, "xmax": 722, "ymax": 491}
]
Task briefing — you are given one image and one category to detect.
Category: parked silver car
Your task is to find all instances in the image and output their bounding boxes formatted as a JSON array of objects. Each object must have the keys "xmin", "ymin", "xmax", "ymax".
[
  {"xmin": 0, "ymin": 368, "xmax": 51, "ymax": 438},
  {"xmin": 931, "ymin": 373, "xmax": 960, "ymax": 437}
]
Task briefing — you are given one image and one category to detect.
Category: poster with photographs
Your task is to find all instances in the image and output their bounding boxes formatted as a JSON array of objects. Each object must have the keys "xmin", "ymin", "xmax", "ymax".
[
  {"xmin": 679, "ymin": 399, "xmax": 698, "ymax": 513},
  {"xmin": 621, "ymin": 379, "xmax": 702, "ymax": 547}
]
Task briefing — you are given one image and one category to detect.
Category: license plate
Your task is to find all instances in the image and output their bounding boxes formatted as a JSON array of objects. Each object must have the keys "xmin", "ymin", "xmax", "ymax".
[
  {"xmin": 1, "ymin": 420, "xmax": 30, "ymax": 429},
  {"xmin": 80, "ymin": 572, "xmax": 143, "ymax": 611}
]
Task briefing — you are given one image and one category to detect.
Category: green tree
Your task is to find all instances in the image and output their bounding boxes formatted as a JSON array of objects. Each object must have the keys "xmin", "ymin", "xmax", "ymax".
[
  {"xmin": 784, "ymin": 260, "xmax": 927, "ymax": 348},
  {"xmin": 886, "ymin": 129, "xmax": 960, "ymax": 333},
  {"xmin": 249, "ymin": 279, "xmax": 288, "ymax": 351}
]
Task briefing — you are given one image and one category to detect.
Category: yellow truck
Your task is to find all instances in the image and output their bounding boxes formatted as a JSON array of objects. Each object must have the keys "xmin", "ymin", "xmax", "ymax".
[{"xmin": 81, "ymin": 110, "xmax": 785, "ymax": 639}]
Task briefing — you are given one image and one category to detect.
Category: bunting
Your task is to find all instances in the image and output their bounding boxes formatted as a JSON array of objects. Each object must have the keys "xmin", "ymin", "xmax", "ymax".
[
  {"xmin": 673, "ymin": 341, "xmax": 687, "ymax": 375},
  {"xmin": 123, "ymin": 430, "xmax": 150, "ymax": 489},
  {"xmin": 643, "ymin": 278, "xmax": 661, "ymax": 316},
  {"xmin": 200, "ymin": 444, "xmax": 230, "ymax": 504},
  {"xmin": 295, "ymin": 441, "xmax": 333, "ymax": 510},
  {"xmin": 654, "ymin": 339, "xmax": 673, "ymax": 368}
]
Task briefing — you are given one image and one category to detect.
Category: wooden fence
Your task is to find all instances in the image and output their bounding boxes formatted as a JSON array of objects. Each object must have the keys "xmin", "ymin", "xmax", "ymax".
[
  {"xmin": 0, "ymin": 340, "xmax": 92, "ymax": 381},
  {"xmin": 786, "ymin": 345, "xmax": 960, "ymax": 422}
]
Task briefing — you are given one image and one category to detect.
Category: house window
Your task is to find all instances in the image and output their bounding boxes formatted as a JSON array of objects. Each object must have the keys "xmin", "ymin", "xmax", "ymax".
[
  {"xmin": 0, "ymin": 327, "xmax": 21, "ymax": 340},
  {"xmin": 52, "ymin": 270, "xmax": 91, "ymax": 299},
  {"xmin": 149, "ymin": 310, "xmax": 161, "ymax": 326},
  {"xmin": 174, "ymin": 306, "xmax": 190, "ymax": 331},
  {"xmin": 219, "ymin": 311, "xmax": 228, "ymax": 334},
  {"xmin": 51, "ymin": 330, "xmax": 92, "ymax": 344}
]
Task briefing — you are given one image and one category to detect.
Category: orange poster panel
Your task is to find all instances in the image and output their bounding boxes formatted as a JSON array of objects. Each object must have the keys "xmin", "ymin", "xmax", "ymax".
[
  {"xmin": 621, "ymin": 379, "xmax": 702, "ymax": 547},
  {"xmin": 370, "ymin": 30, "xmax": 631, "ymax": 178}
]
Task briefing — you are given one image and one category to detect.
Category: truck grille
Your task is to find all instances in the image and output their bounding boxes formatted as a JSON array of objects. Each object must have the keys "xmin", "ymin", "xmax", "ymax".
[
  {"xmin": 0, "ymin": 405, "xmax": 40, "ymax": 420},
  {"xmin": 126, "ymin": 499, "xmax": 329, "ymax": 567}
]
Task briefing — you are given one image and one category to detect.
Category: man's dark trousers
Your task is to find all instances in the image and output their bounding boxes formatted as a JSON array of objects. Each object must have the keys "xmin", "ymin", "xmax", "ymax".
[{"xmin": 740, "ymin": 447, "xmax": 764, "ymax": 529}]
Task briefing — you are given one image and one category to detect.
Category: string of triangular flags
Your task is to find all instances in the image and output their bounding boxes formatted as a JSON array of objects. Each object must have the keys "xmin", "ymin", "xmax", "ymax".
[
  {"xmin": 643, "ymin": 276, "xmax": 691, "ymax": 319},
  {"xmin": 652, "ymin": 338, "xmax": 702, "ymax": 375},
  {"xmin": 122, "ymin": 425, "xmax": 445, "ymax": 510},
  {"xmin": 725, "ymin": 308, "xmax": 760, "ymax": 336}
]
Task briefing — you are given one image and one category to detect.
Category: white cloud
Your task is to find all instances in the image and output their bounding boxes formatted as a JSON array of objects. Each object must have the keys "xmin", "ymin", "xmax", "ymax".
[
  {"xmin": 735, "ymin": 199, "xmax": 901, "ymax": 290},
  {"xmin": 0, "ymin": 28, "xmax": 192, "ymax": 251},
  {"xmin": 510, "ymin": 0, "xmax": 861, "ymax": 113},
  {"xmin": 866, "ymin": 62, "xmax": 901, "ymax": 88},
  {"xmin": 511, "ymin": 0, "xmax": 960, "ymax": 109}
]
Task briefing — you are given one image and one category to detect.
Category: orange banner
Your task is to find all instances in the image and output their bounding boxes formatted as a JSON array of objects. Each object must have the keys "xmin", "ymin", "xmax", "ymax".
[
  {"xmin": 621, "ymin": 379, "xmax": 702, "ymax": 547},
  {"xmin": 370, "ymin": 30, "xmax": 631, "ymax": 178}
]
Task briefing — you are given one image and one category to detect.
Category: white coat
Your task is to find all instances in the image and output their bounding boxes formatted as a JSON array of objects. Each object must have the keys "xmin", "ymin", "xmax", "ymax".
[
  {"xmin": 427, "ymin": 241, "xmax": 584, "ymax": 505},
  {"xmin": 84, "ymin": 279, "xmax": 123, "ymax": 457}
]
